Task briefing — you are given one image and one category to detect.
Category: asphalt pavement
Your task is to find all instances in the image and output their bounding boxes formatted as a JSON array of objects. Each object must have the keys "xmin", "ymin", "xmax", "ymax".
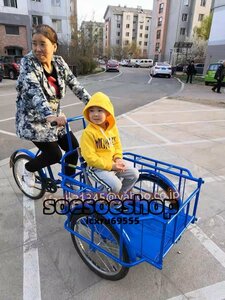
[{"xmin": 0, "ymin": 79, "xmax": 225, "ymax": 300}]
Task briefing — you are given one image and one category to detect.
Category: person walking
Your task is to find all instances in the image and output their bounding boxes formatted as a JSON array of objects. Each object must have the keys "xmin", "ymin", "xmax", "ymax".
[
  {"xmin": 212, "ymin": 61, "xmax": 225, "ymax": 93},
  {"xmin": 15, "ymin": 24, "xmax": 91, "ymax": 191},
  {"xmin": 186, "ymin": 61, "xmax": 196, "ymax": 84}
]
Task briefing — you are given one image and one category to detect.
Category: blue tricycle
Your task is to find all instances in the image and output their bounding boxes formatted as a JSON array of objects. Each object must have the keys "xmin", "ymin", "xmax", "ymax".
[{"xmin": 10, "ymin": 116, "xmax": 204, "ymax": 280}]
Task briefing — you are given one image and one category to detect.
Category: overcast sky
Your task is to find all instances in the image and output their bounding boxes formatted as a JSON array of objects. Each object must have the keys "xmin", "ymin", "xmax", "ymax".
[{"xmin": 77, "ymin": 0, "xmax": 153, "ymax": 25}]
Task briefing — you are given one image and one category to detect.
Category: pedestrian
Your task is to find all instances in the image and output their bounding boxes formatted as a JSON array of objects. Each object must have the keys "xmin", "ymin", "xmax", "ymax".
[
  {"xmin": 15, "ymin": 24, "xmax": 91, "ymax": 191},
  {"xmin": 212, "ymin": 61, "xmax": 225, "ymax": 93},
  {"xmin": 186, "ymin": 60, "xmax": 196, "ymax": 84},
  {"xmin": 80, "ymin": 92, "xmax": 139, "ymax": 194}
]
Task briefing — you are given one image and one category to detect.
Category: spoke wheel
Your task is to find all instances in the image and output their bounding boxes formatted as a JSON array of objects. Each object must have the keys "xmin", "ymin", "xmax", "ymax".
[
  {"xmin": 70, "ymin": 213, "xmax": 129, "ymax": 280},
  {"xmin": 12, "ymin": 154, "xmax": 45, "ymax": 200},
  {"xmin": 133, "ymin": 173, "xmax": 179, "ymax": 208}
]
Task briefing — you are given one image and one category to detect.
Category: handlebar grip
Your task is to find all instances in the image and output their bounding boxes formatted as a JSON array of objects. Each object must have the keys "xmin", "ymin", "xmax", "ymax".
[{"xmin": 51, "ymin": 121, "xmax": 58, "ymax": 126}]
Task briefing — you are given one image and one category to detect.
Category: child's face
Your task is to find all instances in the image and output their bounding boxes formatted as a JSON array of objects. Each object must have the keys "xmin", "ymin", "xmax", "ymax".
[{"xmin": 88, "ymin": 106, "xmax": 108, "ymax": 126}]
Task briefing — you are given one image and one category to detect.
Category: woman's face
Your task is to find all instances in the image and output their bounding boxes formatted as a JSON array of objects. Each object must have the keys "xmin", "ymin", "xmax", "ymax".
[{"xmin": 32, "ymin": 33, "xmax": 57, "ymax": 65}]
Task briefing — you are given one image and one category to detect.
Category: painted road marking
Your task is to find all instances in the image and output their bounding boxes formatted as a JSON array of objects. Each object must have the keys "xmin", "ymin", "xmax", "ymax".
[
  {"xmin": 167, "ymin": 280, "xmax": 225, "ymax": 300},
  {"xmin": 23, "ymin": 195, "xmax": 41, "ymax": 300},
  {"xmin": 123, "ymin": 114, "xmax": 171, "ymax": 143}
]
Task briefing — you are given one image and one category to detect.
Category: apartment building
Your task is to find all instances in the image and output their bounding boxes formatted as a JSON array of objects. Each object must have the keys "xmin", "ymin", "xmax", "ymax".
[
  {"xmin": 205, "ymin": 0, "xmax": 225, "ymax": 68},
  {"xmin": 80, "ymin": 21, "xmax": 104, "ymax": 58},
  {"xmin": 149, "ymin": 0, "xmax": 212, "ymax": 63},
  {"xmin": 103, "ymin": 5, "xmax": 152, "ymax": 58},
  {"xmin": 0, "ymin": 0, "xmax": 77, "ymax": 56},
  {"xmin": 0, "ymin": 0, "xmax": 30, "ymax": 55}
]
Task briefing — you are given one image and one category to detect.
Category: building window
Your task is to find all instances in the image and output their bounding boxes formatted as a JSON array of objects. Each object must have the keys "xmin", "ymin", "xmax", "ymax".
[
  {"xmin": 159, "ymin": 3, "xmax": 164, "ymax": 13},
  {"xmin": 32, "ymin": 15, "xmax": 43, "ymax": 25},
  {"xmin": 139, "ymin": 41, "xmax": 142, "ymax": 45},
  {"xmin": 5, "ymin": 25, "xmax": 19, "ymax": 35},
  {"xmin": 32, "ymin": 0, "xmax": 41, "ymax": 2},
  {"xmin": 144, "ymin": 42, "xmax": 148, "ymax": 46},
  {"xmin": 124, "ymin": 40, "xmax": 129, "ymax": 45},
  {"xmin": 117, "ymin": 23, "xmax": 120, "ymax": 28},
  {"xmin": 139, "ymin": 33, "xmax": 143, "ymax": 37},
  {"xmin": 155, "ymin": 42, "xmax": 160, "ymax": 52},
  {"xmin": 156, "ymin": 30, "xmax": 161, "ymax": 39},
  {"xmin": 144, "ymin": 34, "xmax": 148, "ymax": 38},
  {"xmin": 140, "ymin": 25, "xmax": 143, "ymax": 30},
  {"xmin": 52, "ymin": 19, "xmax": 62, "ymax": 33},
  {"xmin": 200, "ymin": 0, "xmax": 206, "ymax": 6},
  {"xmin": 180, "ymin": 27, "xmax": 186, "ymax": 35},
  {"xmin": 116, "ymin": 40, "xmax": 120, "ymax": 45},
  {"xmin": 158, "ymin": 17, "xmax": 162, "ymax": 26},
  {"xmin": 126, "ymin": 15, "xmax": 130, "ymax": 20},
  {"xmin": 3, "ymin": 0, "xmax": 17, "ymax": 7},
  {"xmin": 126, "ymin": 24, "xmax": 130, "ymax": 28},
  {"xmin": 51, "ymin": 0, "xmax": 60, "ymax": 6},
  {"xmin": 126, "ymin": 32, "xmax": 129, "ymax": 37},
  {"xmin": 117, "ymin": 32, "xmax": 120, "ymax": 36},
  {"xmin": 182, "ymin": 14, "xmax": 188, "ymax": 21},
  {"xmin": 198, "ymin": 14, "xmax": 204, "ymax": 21},
  {"xmin": 145, "ymin": 26, "xmax": 149, "ymax": 30}
]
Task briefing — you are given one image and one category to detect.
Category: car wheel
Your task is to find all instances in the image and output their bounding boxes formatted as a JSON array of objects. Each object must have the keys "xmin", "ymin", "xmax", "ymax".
[
  {"xmin": 9, "ymin": 70, "xmax": 16, "ymax": 80},
  {"xmin": 168, "ymin": 75, "xmax": 171, "ymax": 78}
]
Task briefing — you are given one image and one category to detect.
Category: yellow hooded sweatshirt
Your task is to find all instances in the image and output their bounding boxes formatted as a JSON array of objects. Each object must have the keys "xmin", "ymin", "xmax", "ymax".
[{"xmin": 80, "ymin": 92, "xmax": 123, "ymax": 171}]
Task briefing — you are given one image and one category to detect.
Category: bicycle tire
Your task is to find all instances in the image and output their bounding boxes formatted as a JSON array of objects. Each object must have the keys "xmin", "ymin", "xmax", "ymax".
[
  {"xmin": 133, "ymin": 173, "xmax": 179, "ymax": 208},
  {"xmin": 12, "ymin": 154, "xmax": 45, "ymax": 200},
  {"xmin": 70, "ymin": 212, "xmax": 129, "ymax": 280}
]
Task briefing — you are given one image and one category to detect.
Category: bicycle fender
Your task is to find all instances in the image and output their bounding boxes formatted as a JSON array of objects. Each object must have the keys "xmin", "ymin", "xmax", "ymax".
[{"xmin": 9, "ymin": 149, "xmax": 36, "ymax": 168}]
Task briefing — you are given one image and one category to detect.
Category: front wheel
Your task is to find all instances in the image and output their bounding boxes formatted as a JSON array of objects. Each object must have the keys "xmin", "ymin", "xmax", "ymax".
[
  {"xmin": 12, "ymin": 154, "xmax": 45, "ymax": 199},
  {"xmin": 70, "ymin": 213, "xmax": 129, "ymax": 280}
]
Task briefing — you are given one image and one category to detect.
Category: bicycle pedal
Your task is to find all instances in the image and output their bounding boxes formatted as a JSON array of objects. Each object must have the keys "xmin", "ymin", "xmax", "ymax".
[{"xmin": 42, "ymin": 178, "xmax": 57, "ymax": 193}]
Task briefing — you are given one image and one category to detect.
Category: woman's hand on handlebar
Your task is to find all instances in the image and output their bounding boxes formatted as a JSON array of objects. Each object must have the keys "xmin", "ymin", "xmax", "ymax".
[{"xmin": 46, "ymin": 114, "xmax": 67, "ymax": 127}]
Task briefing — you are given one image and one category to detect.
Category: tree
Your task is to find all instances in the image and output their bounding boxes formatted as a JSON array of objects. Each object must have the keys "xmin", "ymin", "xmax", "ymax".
[{"xmin": 194, "ymin": 14, "xmax": 212, "ymax": 41}]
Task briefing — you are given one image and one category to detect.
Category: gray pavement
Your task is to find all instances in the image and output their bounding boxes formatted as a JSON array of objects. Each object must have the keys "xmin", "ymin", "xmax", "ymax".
[{"xmin": 1, "ymin": 82, "xmax": 225, "ymax": 300}]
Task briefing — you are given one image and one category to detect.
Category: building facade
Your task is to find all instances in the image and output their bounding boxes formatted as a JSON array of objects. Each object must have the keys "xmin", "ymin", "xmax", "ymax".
[
  {"xmin": 103, "ymin": 5, "xmax": 152, "ymax": 58},
  {"xmin": 80, "ymin": 21, "xmax": 104, "ymax": 58},
  {"xmin": 0, "ymin": 0, "xmax": 76, "ymax": 56},
  {"xmin": 204, "ymin": 0, "xmax": 225, "ymax": 68},
  {"xmin": 149, "ymin": 0, "xmax": 212, "ymax": 63}
]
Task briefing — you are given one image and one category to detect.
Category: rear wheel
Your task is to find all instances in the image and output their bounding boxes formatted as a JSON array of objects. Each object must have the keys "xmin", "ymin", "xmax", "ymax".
[
  {"xmin": 9, "ymin": 70, "xmax": 16, "ymax": 80},
  {"xmin": 132, "ymin": 173, "xmax": 179, "ymax": 208},
  {"xmin": 70, "ymin": 213, "xmax": 129, "ymax": 280},
  {"xmin": 12, "ymin": 154, "xmax": 45, "ymax": 199}
]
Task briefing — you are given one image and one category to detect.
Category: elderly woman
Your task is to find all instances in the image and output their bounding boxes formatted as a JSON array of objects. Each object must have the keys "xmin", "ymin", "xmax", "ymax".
[{"xmin": 16, "ymin": 24, "xmax": 91, "ymax": 189}]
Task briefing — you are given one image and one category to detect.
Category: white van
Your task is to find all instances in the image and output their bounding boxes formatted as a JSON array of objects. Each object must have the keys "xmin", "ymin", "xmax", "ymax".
[{"xmin": 135, "ymin": 59, "xmax": 153, "ymax": 68}]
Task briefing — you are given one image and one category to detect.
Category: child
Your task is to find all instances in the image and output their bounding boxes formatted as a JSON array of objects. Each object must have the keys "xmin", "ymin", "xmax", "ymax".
[{"xmin": 80, "ymin": 92, "xmax": 139, "ymax": 194}]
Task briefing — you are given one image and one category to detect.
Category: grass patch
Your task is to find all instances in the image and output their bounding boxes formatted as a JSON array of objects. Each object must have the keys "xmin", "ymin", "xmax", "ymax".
[{"xmin": 175, "ymin": 73, "xmax": 205, "ymax": 85}]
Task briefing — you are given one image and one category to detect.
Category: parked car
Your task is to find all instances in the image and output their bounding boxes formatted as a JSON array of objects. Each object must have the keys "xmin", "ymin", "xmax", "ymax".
[
  {"xmin": 119, "ymin": 59, "xmax": 128, "ymax": 66},
  {"xmin": 150, "ymin": 62, "xmax": 172, "ymax": 78},
  {"xmin": 126, "ymin": 59, "xmax": 139, "ymax": 67},
  {"xmin": 175, "ymin": 63, "xmax": 186, "ymax": 72},
  {"xmin": 135, "ymin": 59, "xmax": 153, "ymax": 68},
  {"xmin": 204, "ymin": 63, "xmax": 225, "ymax": 86},
  {"xmin": 0, "ymin": 55, "xmax": 23, "ymax": 79},
  {"xmin": 0, "ymin": 62, "xmax": 4, "ymax": 82},
  {"xmin": 194, "ymin": 63, "xmax": 204, "ymax": 75},
  {"xmin": 105, "ymin": 60, "xmax": 119, "ymax": 72}
]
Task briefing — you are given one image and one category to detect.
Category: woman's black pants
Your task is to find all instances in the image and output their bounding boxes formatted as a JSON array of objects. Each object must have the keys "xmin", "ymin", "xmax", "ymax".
[{"xmin": 25, "ymin": 132, "xmax": 79, "ymax": 176}]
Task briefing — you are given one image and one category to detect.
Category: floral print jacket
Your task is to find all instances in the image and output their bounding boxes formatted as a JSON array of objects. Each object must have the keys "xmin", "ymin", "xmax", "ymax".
[{"xmin": 16, "ymin": 51, "xmax": 91, "ymax": 142}]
